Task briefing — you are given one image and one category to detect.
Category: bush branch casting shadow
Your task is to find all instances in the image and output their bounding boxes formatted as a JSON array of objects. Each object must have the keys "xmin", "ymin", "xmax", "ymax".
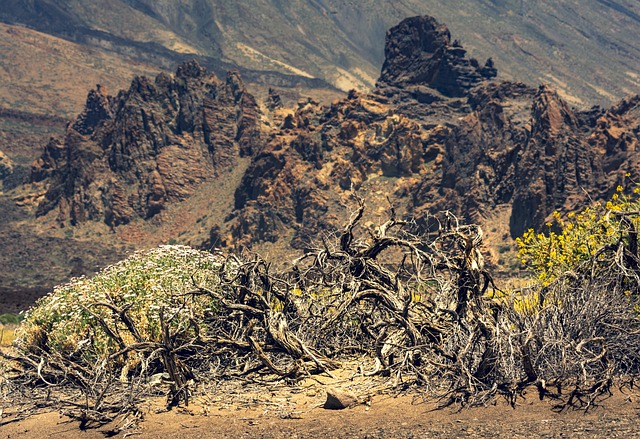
[{"xmin": 2, "ymin": 196, "xmax": 640, "ymax": 427}]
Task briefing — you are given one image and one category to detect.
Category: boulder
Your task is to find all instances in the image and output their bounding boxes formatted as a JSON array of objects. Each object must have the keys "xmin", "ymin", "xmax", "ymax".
[{"xmin": 323, "ymin": 387, "xmax": 359, "ymax": 410}]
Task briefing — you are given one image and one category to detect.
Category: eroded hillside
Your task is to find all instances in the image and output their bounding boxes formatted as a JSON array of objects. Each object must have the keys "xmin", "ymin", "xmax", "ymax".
[{"xmin": 1, "ymin": 0, "xmax": 639, "ymax": 107}]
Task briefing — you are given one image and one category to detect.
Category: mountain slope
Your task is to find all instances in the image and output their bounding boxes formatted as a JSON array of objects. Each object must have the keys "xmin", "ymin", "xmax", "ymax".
[
  {"xmin": 0, "ymin": 22, "xmax": 160, "ymax": 119},
  {"xmin": 1, "ymin": 13, "xmax": 639, "ymax": 312},
  {"xmin": 1, "ymin": 0, "xmax": 639, "ymax": 107}
]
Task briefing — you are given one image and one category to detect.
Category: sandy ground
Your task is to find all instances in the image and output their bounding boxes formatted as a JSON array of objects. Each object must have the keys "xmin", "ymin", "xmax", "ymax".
[
  {"xmin": 2, "ymin": 344, "xmax": 639, "ymax": 438},
  {"xmin": 3, "ymin": 386, "xmax": 640, "ymax": 438}
]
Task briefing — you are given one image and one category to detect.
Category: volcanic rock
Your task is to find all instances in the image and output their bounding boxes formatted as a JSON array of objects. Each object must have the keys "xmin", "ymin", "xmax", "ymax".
[
  {"xmin": 32, "ymin": 61, "xmax": 261, "ymax": 226},
  {"xmin": 378, "ymin": 16, "xmax": 496, "ymax": 97},
  {"xmin": 226, "ymin": 15, "xmax": 640, "ymax": 252},
  {"xmin": 591, "ymin": 95, "xmax": 640, "ymax": 172},
  {"xmin": 71, "ymin": 84, "xmax": 114, "ymax": 136},
  {"xmin": 228, "ymin": 89, "xmax": 441, "ymax": 249},
  {"xmin": 0, "ymin": 150, "xmax": 14, "ymax": 181},
  {"xmin": 412, "ymin": 82, "xmax": 535, "ymax": 225},
  {"xmin": 509, "ymin": 86, "xmax": 596, "ymax": 237},
  {"xmin": 27, "ymin": 15, "xmax": 640, "ymax": 262},
  {"xmin": 266, "ymin": 88, "xmax": 283, "ymax": 110},
  {"xmin": 324, "ymin": 387, "xmax": 359, "ymax": 410}
]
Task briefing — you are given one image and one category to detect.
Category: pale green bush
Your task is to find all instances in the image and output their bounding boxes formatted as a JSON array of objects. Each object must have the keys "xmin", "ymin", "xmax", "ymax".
[{"xmin": 15, "ymin": 245, "xmax": 230, "ymax": 365}]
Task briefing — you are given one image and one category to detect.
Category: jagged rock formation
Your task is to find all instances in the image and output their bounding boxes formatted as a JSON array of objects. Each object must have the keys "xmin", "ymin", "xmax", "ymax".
[
  {"xmin": 266, "ymin": 88, "xmax": 283, "ymax": 110},
  {"xmin": 507, "ymin": 86, "xmax": 599, "ymax": 236},
  {"xmin": 226, "ymin": 15, "xmax": 640, "ymax": 250},
  {"xmin": 32, "ymin": 61, "xmax": 261, "ymax": 226},
  {"xmin": 378, "ymin": 16, "xmax": 497, "ymax": 97},
  {"xmin": 226, "ymin": 88, "xmax": 443, "ymax": 249},
  {"xmin": 411, "ymin": 82, "xmax": 536, "ymax": 224},
  {"xmin": 411, "ymin": 82, "xmax": 639, "ymax": 239},
  {"xmin": 30, "ymin": 15, "xmax": 640, "ymax": 256},
  {"xmin": 591, "ymin": 95, "xmax": 640, "ymax": 174}
]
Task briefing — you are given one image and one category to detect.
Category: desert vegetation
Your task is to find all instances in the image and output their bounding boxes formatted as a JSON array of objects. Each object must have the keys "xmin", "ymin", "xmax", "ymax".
[{"xmin": 2, "ymin": 191, "xmax": 640, "ymax": 430}]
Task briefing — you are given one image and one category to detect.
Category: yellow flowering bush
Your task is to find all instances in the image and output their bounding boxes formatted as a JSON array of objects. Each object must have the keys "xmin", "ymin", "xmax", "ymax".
[{"xmin": 516, "ymin": 184, "xmax": 640, "ymax": 285}]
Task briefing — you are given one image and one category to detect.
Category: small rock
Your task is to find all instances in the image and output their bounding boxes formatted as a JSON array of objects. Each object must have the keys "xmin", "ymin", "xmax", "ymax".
[
  {"xmin": 323, "ymin": 387, "xmax": 358, "ymax": 410},
  {"xmin": 146, "ymin": 372, "xmax": 170, "ymax": 385}
]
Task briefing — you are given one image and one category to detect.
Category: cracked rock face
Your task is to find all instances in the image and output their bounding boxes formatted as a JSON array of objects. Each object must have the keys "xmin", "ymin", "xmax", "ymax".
[
  {"xmin": 31, "ymin": 61, "xmax": 261, "ymax": 226},
  {"xmin": 0, "ymin": 150, "xmax": 14, "ymax": 181},
  {"xmin": 378, "ymin": 15, "xmax": 496, "ymax": 97},
  {"xmin": 226, "ymin": 16, "xmax": 640, "ymax": 250}
]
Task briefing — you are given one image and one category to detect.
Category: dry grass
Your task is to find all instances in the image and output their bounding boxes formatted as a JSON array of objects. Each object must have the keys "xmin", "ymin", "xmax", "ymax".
[{"xmin": 0, "ymin": 324, "xmax": 17, "ymax": 347}]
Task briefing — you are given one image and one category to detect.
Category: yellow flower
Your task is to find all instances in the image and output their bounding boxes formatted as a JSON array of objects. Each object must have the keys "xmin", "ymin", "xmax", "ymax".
[{"xmin": 616, "ymin": 185, "xmax": 623, "ymax": 192}]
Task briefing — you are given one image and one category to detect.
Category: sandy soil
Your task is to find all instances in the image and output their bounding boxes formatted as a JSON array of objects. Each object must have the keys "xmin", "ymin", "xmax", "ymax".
[
  {"xmin": 3, "ymin": 385, "xmax": 640, "ymax": 438},
  {"xmin": 2, "ymin": 345, "xmax": 639, "ymax": 438}
]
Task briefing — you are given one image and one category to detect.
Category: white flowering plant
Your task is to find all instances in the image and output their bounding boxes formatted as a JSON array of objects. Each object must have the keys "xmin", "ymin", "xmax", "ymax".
[{"xmin": 15, "ymin": 246, "xmax": 230, "ymax": 367}]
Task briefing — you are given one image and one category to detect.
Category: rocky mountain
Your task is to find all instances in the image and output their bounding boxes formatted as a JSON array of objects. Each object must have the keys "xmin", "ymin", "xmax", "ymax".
[
  {"xmin": 31, "ymin": 61, "xmax": 261, "ymax": 227},
  {"xmin": 1, "ymin": 14, "xmax": 639, "ymax": 312},
  {"xmin": 27, "ymin": 16, "xmax": 640, "ymax": 252},
  {"xmin": 224, "ymin": 16, "xmax": 640, "ymax": 252}
]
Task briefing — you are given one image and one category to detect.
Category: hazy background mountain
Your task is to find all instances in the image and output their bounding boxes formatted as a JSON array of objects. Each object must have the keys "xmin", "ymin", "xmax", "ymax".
[{"xmin": 1, "ymin": 0, "xmax": 639, "ymax": 118}]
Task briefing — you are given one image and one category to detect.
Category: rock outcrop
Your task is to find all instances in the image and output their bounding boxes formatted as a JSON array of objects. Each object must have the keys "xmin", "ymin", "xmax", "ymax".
[
  {"xmin": 29, "ymin": 15, "xmax": 640, "ymax": 257},
  {"xmin": 227, "ymin": 90, "xmax": 439, "ymax": 249},
  {"xmin": 32, "ymin": 61, "xmax": 261, "ymax": 226},
  {"xmin": 411, "ymin": 82, "xmax": 536, "ymax": 224},
  {"xmin": 378, "ymin": 16, "xmax": 497, "ymax": 96},
  {"xmin": 591, "ymin": 95, "xmax": 640, "ymax": 174},
  {"xmin": 0, "ymin": 149, "xmax": 14, "ymax": 182},
  {"xmin": 508, "ymin": 86, "xmax": 597, "ymax": 236},
  {"xmin": 226, "ymin": 15, "xmax": 640, "ymax": 250}
]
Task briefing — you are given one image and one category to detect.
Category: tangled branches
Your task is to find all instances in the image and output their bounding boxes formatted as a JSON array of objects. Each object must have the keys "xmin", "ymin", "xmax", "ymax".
[
  {"xmin": 288, "ymin": 198, "xmax": 493, "ymax": 388},
  {"xmin": 501, "ymin": 210, "xmax": 640, "ymax": 410},
  {"xmin": 2, "ymin": 199, "xmax": 640, "ymax": 427}
]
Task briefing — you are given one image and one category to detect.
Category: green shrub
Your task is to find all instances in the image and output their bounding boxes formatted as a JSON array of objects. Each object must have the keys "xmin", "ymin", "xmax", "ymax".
[
  {"xmin": 15, "ymin": 245, "xmax": 230, "ymax": 365},
  {"xmin": 0, "ymin": 313, "xmax": 22, "ymax": 325}
]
